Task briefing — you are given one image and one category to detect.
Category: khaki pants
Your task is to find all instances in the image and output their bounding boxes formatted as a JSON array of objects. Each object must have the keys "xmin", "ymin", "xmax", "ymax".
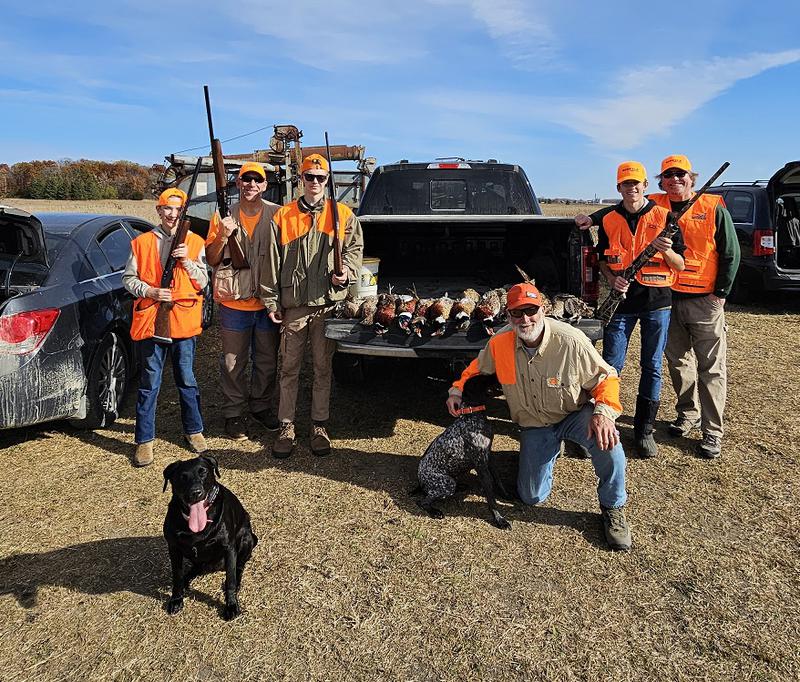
[
  {"xmin": 219, "ymin": 308, "xmax": 279, "ymax": 419},
  {"xmin": 664, "ymin": 296, "xmax": 727, "ymax": 437},
  {"xmin": 278, "ymin": 304, "xmax": 335, "ymax": 424}
]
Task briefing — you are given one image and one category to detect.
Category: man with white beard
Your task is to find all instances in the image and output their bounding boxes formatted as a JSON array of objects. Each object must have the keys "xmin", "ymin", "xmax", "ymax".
[{"xmin": 446, "ymin": 282, "xmax": 631, "ymax": 551}]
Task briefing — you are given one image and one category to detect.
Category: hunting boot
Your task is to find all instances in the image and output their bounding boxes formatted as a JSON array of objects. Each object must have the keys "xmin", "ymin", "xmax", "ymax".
[
  {"xmin": 668, "ymin": 415, "xmax": 701, "ymax": 437},
  {"xmin": 697, "ymin": 433, "xmax": 722, "ymax": 459},
  {"xmin": 134, "ymin": 441, "xmax": 154, "ymax": 467},
  {"xmin": 601, "ymin": 505, "xmax": 632, "ymax": 551},
  {"xmin": 224, "ymin": 417, "xmax": 248, "ymax": 441},
  {"xmin": 184, "ymin": 432, "xmax": 208, "ymax": 453},
  {"xmin": 310, "ymin": 422, "xmax": 332, "ymax": 457},
  {"xmin": 633, "ymin": 395, "xmax": 660, "ymax": 459},
  {"xmin": 272, "ymin": 421, "xmax": 296, "ymax": 459}
]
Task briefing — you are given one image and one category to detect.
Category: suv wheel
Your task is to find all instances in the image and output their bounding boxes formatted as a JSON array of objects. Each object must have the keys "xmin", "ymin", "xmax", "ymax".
[{"xmin": 70, "ymin": 331, "xmax": 129, "ymax": 429}]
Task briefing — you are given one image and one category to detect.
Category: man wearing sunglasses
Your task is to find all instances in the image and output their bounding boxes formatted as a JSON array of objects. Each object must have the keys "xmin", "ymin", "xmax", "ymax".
[
  {"xmin": 446, "ymin": 282, "xmax": 631, "ymax": 550},
  {"xmin": 575, "ymin": 162, "xmax": 685, "ymax": 459},
  {"xmin": 650, "ymin": 155, "xmax": 740, "ymax": 460},
  {"xmin": 205, "ymin": 162, "xmax": 282, "ymax": 441},
  {"xmin": 260, "ymin": 153, "xmax": 363, "ymax": 458}
]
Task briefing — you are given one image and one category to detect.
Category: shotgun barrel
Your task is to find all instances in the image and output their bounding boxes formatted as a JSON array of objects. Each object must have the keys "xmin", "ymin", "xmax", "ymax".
[{"xmin": 324, "ymin": 131, "xmax": 345, "ymax": 278}]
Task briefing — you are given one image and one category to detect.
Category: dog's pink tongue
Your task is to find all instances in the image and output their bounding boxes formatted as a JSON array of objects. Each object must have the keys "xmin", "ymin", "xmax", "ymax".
[{"xmin": 187, "ymin": 501, "xmax": 208, "ymax": 533}]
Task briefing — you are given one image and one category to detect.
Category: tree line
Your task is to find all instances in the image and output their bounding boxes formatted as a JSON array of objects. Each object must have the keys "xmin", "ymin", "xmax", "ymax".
[{"xmin": 0, "ymin": 159, "xmax": 165, "ymax": 200}]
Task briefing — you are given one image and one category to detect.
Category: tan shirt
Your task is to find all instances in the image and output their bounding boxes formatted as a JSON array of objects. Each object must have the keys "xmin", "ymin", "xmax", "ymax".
[{"xmin": 450, "ymin": 319, "xmax": 621, "ymax": 428}]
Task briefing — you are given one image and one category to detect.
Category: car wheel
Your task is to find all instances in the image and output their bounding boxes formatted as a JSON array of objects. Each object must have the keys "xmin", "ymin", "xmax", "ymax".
[{"xmin": 70, "ymin": 331, "xmax": 129, "ymax": 429}]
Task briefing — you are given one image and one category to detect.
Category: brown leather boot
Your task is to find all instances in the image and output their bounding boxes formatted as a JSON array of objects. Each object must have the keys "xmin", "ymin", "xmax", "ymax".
[
  {"xmin": 272, "ymin": 422, "xmax": 296, "ymax": 459},
  {"xmin": 184, "ymin": 432, "xmax": 208, "ymax": 453},
  {"xmin": 134, "ymin": 441, "xmax": 154, "ymax": 467},
  {"xmin": 310, "ymin": 423, "xmax": 332, "ymax": 457}
]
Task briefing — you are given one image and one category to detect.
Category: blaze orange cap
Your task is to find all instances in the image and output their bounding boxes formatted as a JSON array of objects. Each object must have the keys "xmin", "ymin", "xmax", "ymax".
[
  {"xmin": 506, "ymin": 282, "xmax": 542, "ymax": 310},
  {"xmin": 616, "ymin": 161, "xmax": 647, "ymax": 184},
  {"xmin": 301, "ymin": 153, "xmax": 329, "ymax": 174},
  {"xmin": 157, "ymin": 188, "xmax": 188, "ymax": 207},
  {"xmin": 238, "ymin": 161, "xmax": 266, "ymax": 180},
  {"xmin": 660, "ymin": 154, "xmax": 692, "ymax": 174}
]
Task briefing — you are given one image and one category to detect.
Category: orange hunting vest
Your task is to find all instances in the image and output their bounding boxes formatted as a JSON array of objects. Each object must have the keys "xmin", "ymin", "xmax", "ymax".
[
  {"xmin": 274, "ymin": 200, "xmax": 351, "ymax": 246},
  {"xmin": 650, "ymin": 193, "xmax": 722, "ymax": 294},
  {"xmin": 453, "ymin": 329, "xmax": 518, "ymax": 393},
  {"xmin": 600, "ymin": 205, "xmax": 676, "ymax": 287},
  {"xmin": 130, "ymin": 230, "xmax": 205, "ymax": 341}
]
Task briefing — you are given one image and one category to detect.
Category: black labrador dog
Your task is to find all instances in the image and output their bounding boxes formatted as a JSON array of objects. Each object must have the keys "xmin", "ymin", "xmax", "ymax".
[
  {"xmin": 162, "ymin": 455, "xmax": 257, "ymax": 620},
  {"xmin": 416, "ymin": 373, "xmax": 511, "ymax": 529}
]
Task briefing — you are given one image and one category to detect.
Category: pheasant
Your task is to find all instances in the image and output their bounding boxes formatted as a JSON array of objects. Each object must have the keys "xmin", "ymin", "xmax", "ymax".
[
  {"xmin": 411, "ymin": 298, "xmax": 434, "ymax": 337},
  {"xmin": 374, "ymin": 288, "xmax": 398, "ymax": 335},
  {"xmin": 358, "ymin": 295, "xmax": 378, "ymax": 326},
  {"xmin": 451, "ymin": 288, "xmax": 480, "ymax": 331},
  {"xmin": 473, "ymin": 289, "xmax": 502, "ymax": 335},
  {"xmin": 396, "ymin": 293, "xmax": 419, "ymax": 334},
  {"xmin": 427, "ymin": 294, "xmax": 454, "ymax": 337}
]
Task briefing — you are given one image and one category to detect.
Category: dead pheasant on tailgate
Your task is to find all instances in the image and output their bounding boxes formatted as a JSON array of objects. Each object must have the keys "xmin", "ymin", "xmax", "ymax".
[
  {"xmin": 334, "ymin": 294, "xmax": 361, "ymax": 319},
  {"xmin": 451, "ymin": 288, "xmax": 480, "ymax": 331},
  {"xmin": 427, "ymin": 294, "xmax": 454, "ymax": 337},
  {"xmin": 395, "ymin": 291, "xmax": 419, "ymax": 335},
  {"xmin": 473, "ymin": 289, "xmax": 501, "ymax": 335},
  {"xmin": 373, "ymin": 288, "xmax": 398, "ymax": 335},
  {"xmin": 411, "ymin": 298, "xmax": 434, "ymax": 337},
  {"xmin": 358, "ymin": 295, "xmax": 378, "ymax": 327}
]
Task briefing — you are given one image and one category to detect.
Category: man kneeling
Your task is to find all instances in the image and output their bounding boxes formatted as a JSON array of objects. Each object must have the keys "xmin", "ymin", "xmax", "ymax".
[{"xmin": 446, "ymin": 282, "xmax": 631, "ymax": 550}]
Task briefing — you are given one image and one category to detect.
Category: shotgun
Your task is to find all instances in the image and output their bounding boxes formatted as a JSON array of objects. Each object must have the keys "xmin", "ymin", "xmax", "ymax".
[
  {"xmin": 324, "ymin": 131, "xmax": 344, "ymax": 278},
  {"xmin": 204, "ymin": 85, "xmax": 250, "ymax": 270},
  {"xmin": 153, "ymin": 159, "xmax": 203, "ymax": 344},
  {"xmin": 595, "ymin": 161, "xmax": 730, "ymax": 325}
]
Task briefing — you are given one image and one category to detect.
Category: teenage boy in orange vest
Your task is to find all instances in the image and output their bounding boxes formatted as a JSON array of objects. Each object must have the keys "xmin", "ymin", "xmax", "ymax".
[
  {"xmin": 260, "ymin": 153, "xmax": 364, "ymax": 458},
  {"xmin": 446, "ymin": 282, "xmax": 631, "ymax": 551},
  {"xmin": 650, "ymin": 155, "xmax": 740, "ymax": 459},
  {"xmin": 205, "ymin": 162, "xmax": 281, "ymax": 440},
  {"xmin": 575, "ymin": 162, "xmax": 685, "ymax": 458},
  {"xmin": 122, "ymin": 188, "xmax": 208, "ymax": 467}
]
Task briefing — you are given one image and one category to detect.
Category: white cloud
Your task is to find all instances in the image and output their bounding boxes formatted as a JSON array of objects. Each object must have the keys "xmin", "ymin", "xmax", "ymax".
[
  {"xmin": 553, "ymin": 49, "xmax": 800, "ymax": 149},
  {"xmin": 465, "ymin": 0, "xmax": 557, "ymax": 69}
]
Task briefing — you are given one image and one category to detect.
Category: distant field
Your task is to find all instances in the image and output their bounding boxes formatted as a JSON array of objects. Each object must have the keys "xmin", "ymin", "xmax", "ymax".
[
  {"xmin": 2, "ymin": 198, "xmax": 159, "ymax": 223},
  {"xmin": 2, "ymin": 198, "xmax": 597, "ymax": 222}
]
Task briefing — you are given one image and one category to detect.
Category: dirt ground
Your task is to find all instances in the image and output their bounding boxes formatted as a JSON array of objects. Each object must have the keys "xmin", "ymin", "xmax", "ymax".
[{"xmin": 0, "ymin": 200, "xmax": 798, "ymax": 681}]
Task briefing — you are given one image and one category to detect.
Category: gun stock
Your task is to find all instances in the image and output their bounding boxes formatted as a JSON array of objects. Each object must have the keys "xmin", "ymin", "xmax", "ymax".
[
  {"xmin": 324, "ymin": 132, "xmax": 344, "ymax": 278},
  {"xmin": 204, "ymin": 85, "xmax": 250, "ymax": 270},
  {"xmin": 595, "ymin": 161, "xmax": 730, "ymax": 326}
]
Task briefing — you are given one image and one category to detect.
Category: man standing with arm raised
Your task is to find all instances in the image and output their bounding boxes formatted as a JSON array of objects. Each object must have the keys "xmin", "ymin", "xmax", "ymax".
[
  {"xmin": 260, "ymin": 153, "xmax": 364, "ymax": 458},
  {"xmin": 650, "ymin": 155, "xmax": 740, "ymax": 459}
]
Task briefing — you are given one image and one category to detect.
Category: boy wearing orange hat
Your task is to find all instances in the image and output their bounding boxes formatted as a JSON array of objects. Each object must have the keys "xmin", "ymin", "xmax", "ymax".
[
  {"xmin": 575, "ymin": 161, "xmax": 685, "ymax": 458},
  {"xmin": 122, "ymin": 188, "xmax": 209, "ymax": 466},
  {"xmin": 649, "ymin": 155, "xmax": 740, "ymax": 459},
  {"xmin": 447, "ymin": 282, "xmax": 632, "ymax": 550},
  {"xmin": 205, "ymin": 161, "xmax": 282, "ymax": 440},
  {"xmin": 260, "ymin": 153, "xmax": 364, "ymax": 458}
]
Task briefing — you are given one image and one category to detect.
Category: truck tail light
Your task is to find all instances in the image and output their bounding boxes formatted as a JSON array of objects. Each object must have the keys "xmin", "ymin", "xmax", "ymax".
[
  {"xmin": 427, "ymin": 163, "xmax": 471, "ymax": 169},
  {"xmin": 753, "ymin": 229, "xmax": 775, "ymax": 257},
  {"xmin": 0, "ymin": 308, "xmax": 60, "ymax": 355},
  {"xmin": 581, "ymin": 246, "xmax": 599, "ymax": 303}
]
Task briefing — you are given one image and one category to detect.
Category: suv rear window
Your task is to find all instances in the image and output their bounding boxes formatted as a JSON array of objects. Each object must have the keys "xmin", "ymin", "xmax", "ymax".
[
  {"xmin": 361, "ymin": 169, "xmax": 534, "ymax": 215},
  {"xmin": 725, "ymin": 190, "xmax": 754, "ymax": 223}
]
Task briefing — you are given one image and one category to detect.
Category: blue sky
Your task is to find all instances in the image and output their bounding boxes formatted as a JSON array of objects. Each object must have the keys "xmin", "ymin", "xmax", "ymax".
[{"xmin": 2, "ymin": 1, "xmax": 798, "ymax": 198}]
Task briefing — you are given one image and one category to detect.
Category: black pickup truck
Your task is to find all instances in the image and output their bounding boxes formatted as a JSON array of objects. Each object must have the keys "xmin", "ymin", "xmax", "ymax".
[{"xmin": 324, "ymin": 160, "xmax": 600, "ymax": 381}]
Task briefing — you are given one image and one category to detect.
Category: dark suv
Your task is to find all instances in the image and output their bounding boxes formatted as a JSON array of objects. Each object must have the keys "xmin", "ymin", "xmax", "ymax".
[{"xmin": 708, "ymin": 161, "xmax": 800, "ymax": 300}]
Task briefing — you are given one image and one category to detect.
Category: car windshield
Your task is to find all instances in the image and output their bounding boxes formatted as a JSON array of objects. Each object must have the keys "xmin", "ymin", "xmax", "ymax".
[{"xmin": 360, "ymin": 169, "xmax": 536, "ymax": 215}]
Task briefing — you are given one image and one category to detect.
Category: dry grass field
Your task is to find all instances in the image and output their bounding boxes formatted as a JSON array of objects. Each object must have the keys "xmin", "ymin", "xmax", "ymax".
[{"xmin": 0, "ymin": 200, "xmax": 798, "ymax": 681}]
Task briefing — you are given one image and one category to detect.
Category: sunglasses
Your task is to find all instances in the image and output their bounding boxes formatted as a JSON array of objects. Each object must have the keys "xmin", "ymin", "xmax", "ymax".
[
  {"xmin": 508, "ymin": 306, "xmax": 541, "ymax": 318},
  {"xmin": 662, "ymin": 169, "xmax": 688, "ymax": 179},
  {"xmin": 240, "ymin": 175, "xmax": 264, "ymax": 184},
  {"xmin": 303, "ymin": 173, "xmax": 328, "ymax": 183}
]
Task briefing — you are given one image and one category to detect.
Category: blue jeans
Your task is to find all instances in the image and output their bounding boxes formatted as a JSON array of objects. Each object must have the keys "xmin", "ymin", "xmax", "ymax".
[
  {"xmin": 135, "ymin": 337, "xmax": 203, "ymax": 444},
  {"xmin": 602, "ymin": 308, "xmax": 671, "ymax": 401},
  {"xmin": 218, "ymin": 305, "xmax": 277, "ymax": 334},
  {"xmin": 518, "ymin": 405, "xmax": 627, "ymax": 509}
]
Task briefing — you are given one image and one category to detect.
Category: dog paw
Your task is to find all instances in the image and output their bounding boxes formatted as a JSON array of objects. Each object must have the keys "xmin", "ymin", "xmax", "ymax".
[
  {"xmin": 165, "ymin": 598, "xmax": 184, "ymax": 615},
  {"xmin": 493, "ymin": 516, "xmax": 511, "ymax": 530},
  {"xmin": 222, "ymin": 602, "xmax": 241, "ymax": 621}
]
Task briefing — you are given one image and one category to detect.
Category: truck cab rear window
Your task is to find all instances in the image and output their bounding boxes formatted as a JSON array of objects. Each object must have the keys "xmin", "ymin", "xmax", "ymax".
[{"xmin": 361, "ymin": 169, "xmax": 535, "ymax": 215}]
